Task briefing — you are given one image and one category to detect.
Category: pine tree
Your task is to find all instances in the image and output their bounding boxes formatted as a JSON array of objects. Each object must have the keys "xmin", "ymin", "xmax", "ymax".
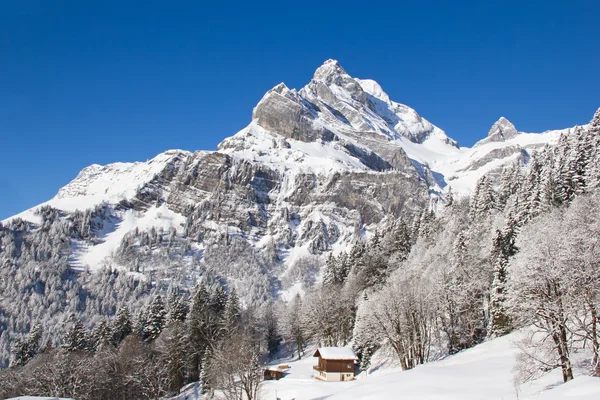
[
  {"xmin": 584, "ymin": 109, "xmax": 600, "ymax": 189},
  {"xmin": 26, "ymin": 323, "xmax": 43, "ymax": 360},
  {"xmin": 488, "ymin": 222, "xmax": 516, "ymax": 338},
  {"xmin": 64, "ymin": 317, "xmax": 89, "ymax": 351},
  {"xmin": 187, "ymin": 284, "xmax": 210, "ymax": 381},
  {"xmin": 223, "ymin": 287, "xmax": 241, "ymax": 336},
  {"xmin": 209, "ymin": 286, "xmax": 228, "ymax": 318},
  {"xmin": 323, "ymin": 252, "xmax": 337, "ymax": 286},
  {"xmin": 10, "ymin": 338, "xmax": 29, "ymax": 367},
  {"xmin": 91, "ymin": 318, "xmax": 111, "ymax": 350},
  {"xmin": 143, "ymin": 295, "xmax": 167, "ymax": 341},
  {"xmin": 110, "ymin": 307, "xmax": 133, "ymax": 346},
  {"xmin": 347, "ymin": 239, "xmax": 366, "ymax": 271},
  {"xmin": 287, "ymin": 293, "xmax": 306, "ymax": 360},
  {"xmin": 263, "ymin": 300, "xmax": 281, "ymax": 358},
  {"xmin": 391, "ymin": 217, "xmax": 412, "ymax": 262},
  {"xmin": 470, "ymin": 176, "xmax": 497, "ymax": 220},
  {"xmin": 199, "ymin": 347, "xmax": 212, "ymax": 395},
  {"xmin": 167, "ymin": 286, "xmax": 189, "ymax": 323}
]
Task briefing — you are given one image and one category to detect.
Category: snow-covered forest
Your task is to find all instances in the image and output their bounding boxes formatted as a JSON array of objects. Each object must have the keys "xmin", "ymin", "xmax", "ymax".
[{"xmin": 1, "ymin": 109, "xmax": 599, "ymax": 399}]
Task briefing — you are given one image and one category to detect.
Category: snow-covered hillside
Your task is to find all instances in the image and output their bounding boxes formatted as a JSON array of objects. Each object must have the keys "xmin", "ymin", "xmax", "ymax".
[
  {"xmin": 168, "ymin": 332, "xmax": 600, "ymax": 400},
  {"xmin": 257, "ymin": 333, "xmax": 599, "ymax": 400}
]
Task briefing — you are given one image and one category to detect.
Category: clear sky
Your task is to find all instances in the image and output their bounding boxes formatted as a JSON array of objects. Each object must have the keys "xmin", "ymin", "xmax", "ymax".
[{"xmin": 1, "ymin": 0, "xmax": 599, "ymax": 219}]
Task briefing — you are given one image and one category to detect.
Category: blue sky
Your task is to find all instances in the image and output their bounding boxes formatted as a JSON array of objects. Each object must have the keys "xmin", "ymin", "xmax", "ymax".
[{"xmin": 1, "ymin": 0, "xmax": 599, "ymax": 219}]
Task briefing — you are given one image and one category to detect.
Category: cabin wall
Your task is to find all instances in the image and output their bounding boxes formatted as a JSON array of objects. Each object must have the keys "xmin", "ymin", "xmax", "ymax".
[{"xmin": 323, "ymin": 359, "xmax": 354, "ymax": 373}]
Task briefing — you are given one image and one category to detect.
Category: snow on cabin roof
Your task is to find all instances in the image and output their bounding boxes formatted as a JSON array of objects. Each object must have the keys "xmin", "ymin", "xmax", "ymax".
[
  {"xmin": 313, "ymin": 347, "xmax": 358, "ymax": 360},
  {"xmin": 265, "ymin": 365, "xmax": 290, "ymax": 372}
]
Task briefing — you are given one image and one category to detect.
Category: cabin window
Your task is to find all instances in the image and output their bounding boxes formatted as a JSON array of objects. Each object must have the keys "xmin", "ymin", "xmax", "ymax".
[{"xmin": 347, "ymin": 364, "xmax": 351, "ymax": 369}]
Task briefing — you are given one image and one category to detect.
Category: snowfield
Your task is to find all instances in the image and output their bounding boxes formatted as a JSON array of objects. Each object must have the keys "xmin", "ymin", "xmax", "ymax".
[{"xmin": 256, "ymin": 333, "xmax": 600, "ymax": 400}]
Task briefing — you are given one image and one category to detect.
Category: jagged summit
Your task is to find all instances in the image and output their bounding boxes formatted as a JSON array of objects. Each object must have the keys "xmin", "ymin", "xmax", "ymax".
[
  {"xmin": 248, "ymin": 60, "xmax": 458, "ymax": 153},
  {"xmin": 487, "ymin": 116, "xmax": 518, "ymax": 139},
  {"xmin": 472, "ymin": 116, "xmax": 520, "ymax": 147},
  {"xmin": 313, "ymin": 59, "xmax": 347, "ymax": 81}
]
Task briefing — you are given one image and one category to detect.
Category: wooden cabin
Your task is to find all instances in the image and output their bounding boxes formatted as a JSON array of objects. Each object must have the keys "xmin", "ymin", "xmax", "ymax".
[
  {"xmin": 313, "ymin": 347, "xmax": 358, "ymax": 382},
  {"xmin": 264, "ymin": 365, "xmax": 290, "ymax": 380}
]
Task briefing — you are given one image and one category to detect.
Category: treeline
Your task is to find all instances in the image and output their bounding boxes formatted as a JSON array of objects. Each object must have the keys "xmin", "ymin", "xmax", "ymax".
[
  {"xmin": 346, "ymin": 109, "xmax": 600, "ymax": 381},
  {"xmin": 0, "ymin": 284, "xmax": 271, "ymax": 399},
  {"xmin": 275, "ymin": 109, "xmax": 600, "ymax": 382}
]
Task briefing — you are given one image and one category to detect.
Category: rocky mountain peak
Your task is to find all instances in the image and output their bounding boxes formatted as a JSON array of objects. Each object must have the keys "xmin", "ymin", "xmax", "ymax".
[
  {"xmin": 487, "ymin": 117, "xmax": 518, "ymax": 140},
  {"xmin": 313, "ymin": 59, "xmax": 346, "ymax": 81}
]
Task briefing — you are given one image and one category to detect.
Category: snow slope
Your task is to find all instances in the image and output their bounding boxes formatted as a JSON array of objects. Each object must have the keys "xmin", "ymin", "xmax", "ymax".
[
  {"xmin": 258, "ymin": 333, "xmax": 600, "ymax": 400},
  {"xmin": 69, "ymin": 204, "xmax": 186, "ymax": 271}
]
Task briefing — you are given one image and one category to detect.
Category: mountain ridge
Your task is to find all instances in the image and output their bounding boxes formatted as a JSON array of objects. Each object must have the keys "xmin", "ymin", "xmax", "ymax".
[{"xmin": 2, "ymin": 61, "xmax": 589, "ymax": 290}]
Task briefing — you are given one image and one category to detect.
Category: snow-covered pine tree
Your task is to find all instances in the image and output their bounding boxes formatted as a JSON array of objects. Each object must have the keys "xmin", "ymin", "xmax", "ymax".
[
  {"xmin": 352, "ymin": 296, "xmax": 381, "ymax": 372},
  {"xmin": 143, "ymin": 295, "xmax": 167, "ymax": 341},
  {"xmin": 209, "ymin": 286, "xmax": 228, "ymax": 318},
  {"xmin": 63, "ymin": 317, "xmax": 89, "ymax": 351},
  {"xmin": 323, "ymin": 252, "xmax": 337, "ymax": 286},
  {"xmin": 110, "ymin": 307, "xmax": 133, "ymax": 346},
  {"xmin": 584, "ymin": 109, "xmax": 600, "ymax": 189},
  {"xmin": 26, "ymin": 323, "xmax": 44, "ymax": 360},
  {"xmin": 199, "ymin": 347, "xmax": 212, "ymax": 395},
  {"xmin": 91, "ymin": 318, "xmax": 111, "ymax": 350},
  {"xmin": 488, "ymin": 217, "xmax": 517, "ymax": 338},
  {"xmin": 167, "ymin": 286, "xmax": 189, "ymax": 323},
  {"xmin": 263, "ymin": 300, "xmax": 281, "ymax": 357},
  {"xmin": 284, "ymin": 293, "xmax": 306, "ymax": 360},
  {"xmin": 187, "ymin": 284, "xmax": 210, "ymax": 381},
  {"xmin": 223, "ymin": 287, "xmax": 241, "ymax": 336}
]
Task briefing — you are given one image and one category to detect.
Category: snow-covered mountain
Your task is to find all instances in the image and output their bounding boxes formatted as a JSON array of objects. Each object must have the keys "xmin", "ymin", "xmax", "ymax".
[{"xmin": 2, "ymin": 60, "xmax": 586, "ymax": 302}]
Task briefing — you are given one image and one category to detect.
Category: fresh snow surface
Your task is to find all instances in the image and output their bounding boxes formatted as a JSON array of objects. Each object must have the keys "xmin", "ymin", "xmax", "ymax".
[
  {"xmin": 399, "ymin": 126, "xmax": 582, "ymax": 195},
  {"xmin": 314, "ymin": 347, "xmax": 358, "ymax": 360},
  {"xmin": 259, "ymin": 332, "xmax": 600, "ymax": 400},
  {"xmin": 55, "ymin": 150, "xmax": 190, "ymax": 202},
  {"xmin": 220, "ymin": 121, "xmax": 371, "ymax": 174},
  {"xmin": 70, "ymin": 204, "xmax": 186, "ymax": 271},
  {"xmin": 2, "ymin": 150, "xmax": 192, "ymax": 225}
]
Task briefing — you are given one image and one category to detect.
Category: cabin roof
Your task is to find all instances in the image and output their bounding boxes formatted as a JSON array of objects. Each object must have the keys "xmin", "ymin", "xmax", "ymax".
[
  {"xmin": 313, "ymin": 347, "xmax": 358, "ymax": 360},
  {"xmin": 265, "ymin": 366, "xmax": 290, "ymax": 373}
]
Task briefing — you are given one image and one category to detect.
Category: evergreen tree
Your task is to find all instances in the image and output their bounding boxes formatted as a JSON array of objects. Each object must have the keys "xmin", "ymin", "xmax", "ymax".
[
  {"xmin": 286, "ymin": 293, "xmax": 306, "ymax": 360},
  {"xmin": 187, "ymin": 284, "xmax": 210, "ymax": 381},
  {"xmin": 584, "ymin": 109, "xmax": 600, "ymax": 188},
  {"xmin": 209, "ymin": 286, "xmax": 228, "ymax": 318},
  {"xmin": 470, "ymin": 176, "xmax": 496, "ymax": 220},
  {"xmin": 110, "ymin": 307, "xmax": 133, "ymax": 346},
  {"xmin": 199, "ymin": 347, "xmax": 212, "ymax": 395},
  {"xmin": 488, "ymin": 221, "xmax": 516, "ymax": 338},
  {"xmin": 223, "ymin": 287, "xmax": 241, "ymax": 336},
  {"xmin": 143, "ymin": 295, "xmax": 167, "ymax": 341},
  {"xmin": 323, "ymin": 252, "xmax": 337, "ymax": 286},
  {"xmin": 167, "ymin": 286, "xmax": 189, "ymax": 323},
  {"xmin": 63, "ymin": 317, "xmax": 89, "ymax": 351},
  {"xmin": 91, "ymin": 318, "xmax": 111, "ymax": 350},
  {"xmin": 347, "ymin": 239, "xmax": 366, "ymax": 272},
  {"xmin": 263, "ymin": 300, "xmax": 281, "ymax": 358},
  {"xmin": 10, "ymin": 338, "xmax": 29, "ymax": 367},
  {"xmin": 26, "ymin": 323, "xmax": 43, "ymax": 360}
]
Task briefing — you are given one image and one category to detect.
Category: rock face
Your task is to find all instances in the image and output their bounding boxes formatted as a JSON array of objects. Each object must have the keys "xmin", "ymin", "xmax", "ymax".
[
  {"xmin": 474, "ymin": 117, "xmax": 520, "ymax": 146},
  {"xmin": 4, "ymin": 59, "xmax": 584, "ymax": 302}
]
